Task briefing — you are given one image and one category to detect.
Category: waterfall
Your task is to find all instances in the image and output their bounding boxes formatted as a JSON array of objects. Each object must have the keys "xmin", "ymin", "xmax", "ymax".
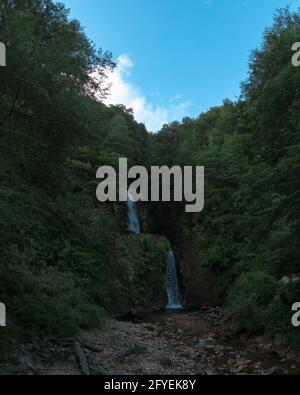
[
  {"xmin": 166, "ymin": 250, "xmax": 183, "ymax": 309},
  {"xmin": 127, "ymin": 192, "xmax": 141, "ymax": 234}
]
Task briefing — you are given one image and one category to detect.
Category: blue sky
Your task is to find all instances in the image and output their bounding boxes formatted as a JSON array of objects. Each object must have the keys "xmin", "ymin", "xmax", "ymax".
[{"xmin": 61, "ymin": 0, "xmax": 299, "ymax": 131}]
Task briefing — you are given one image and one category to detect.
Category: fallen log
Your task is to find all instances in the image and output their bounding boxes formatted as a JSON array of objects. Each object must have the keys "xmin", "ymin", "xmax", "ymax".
[
  {"xmin": 83, "ymin": 343, "xmax": 103, "ymax": 353},
  {"xmin": 74, "ymin": 341, "xmax": 90, "ymax": 375}
]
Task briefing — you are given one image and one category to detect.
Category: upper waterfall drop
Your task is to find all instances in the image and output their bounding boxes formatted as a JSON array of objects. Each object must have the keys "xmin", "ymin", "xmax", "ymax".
[
  {"xmin": 166, "ymin": 250, "xmax": 183, "ymax": 310},
  {"xmin": 127, "ymin": 192, "xmax": 141, "ymax": 234}
]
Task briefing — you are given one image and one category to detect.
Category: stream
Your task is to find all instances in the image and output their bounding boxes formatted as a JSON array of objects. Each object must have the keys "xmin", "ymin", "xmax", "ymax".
[
  {"xmin": 12, "ymin": 306, "xmax": 299, "ymax": 375},
  {"xmin": 10, "ymin": 195, "xmax": 296, "ymax": 375}
]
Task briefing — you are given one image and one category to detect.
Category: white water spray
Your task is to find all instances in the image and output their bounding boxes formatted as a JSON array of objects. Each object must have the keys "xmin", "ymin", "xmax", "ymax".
[
  {"xmin": 127, "ymin": 192, "xmax": 140, "ymax": 234},
  {"xmin": 166, "ymin": 250, "xmax": 183, "ymax": 309}
]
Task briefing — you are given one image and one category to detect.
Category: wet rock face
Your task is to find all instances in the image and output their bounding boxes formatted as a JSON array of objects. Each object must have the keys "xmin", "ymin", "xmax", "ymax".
[
  {"xmin": 177, "ymin": 237, "xmax": 221, "ymax": 307},
  {"xmin": 102, "ymin": 233, "xmax": 169, "ymax": 318}
]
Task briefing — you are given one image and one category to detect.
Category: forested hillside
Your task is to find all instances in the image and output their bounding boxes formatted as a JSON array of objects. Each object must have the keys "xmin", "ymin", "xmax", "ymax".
[
  {"xmin": 0, "ymin": 0, "xmax": 299, "ymax": 362},
  {"xmin": 0, "ymin": 0, "xmax": 169, "ymax": 343},
  {"xmin": 147, "ymin": 7, "xmax": 300, "ymax": 349}
]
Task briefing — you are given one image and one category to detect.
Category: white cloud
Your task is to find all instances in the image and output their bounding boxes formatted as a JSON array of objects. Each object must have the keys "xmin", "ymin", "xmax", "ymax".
[
  {"xmin": 169, "ymin": 94, "xmax": 183, "ymax": 102},
  {"xmin": 101, "ymin": 54, "xmax": 193, "ymax": 132}
]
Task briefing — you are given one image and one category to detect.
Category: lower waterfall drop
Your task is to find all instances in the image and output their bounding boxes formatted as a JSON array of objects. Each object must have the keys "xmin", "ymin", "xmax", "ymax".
[{"xmin": 166, "ymin": 250, "xmax": 183, "ymax": 309}]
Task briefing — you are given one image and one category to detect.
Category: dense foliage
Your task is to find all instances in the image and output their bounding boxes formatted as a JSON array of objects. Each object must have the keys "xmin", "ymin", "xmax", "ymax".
[
  {"xmin": 0, "ymin": 1, "xmax": 299, "ymax": 353},
  {"xmin": 0, "ymin": 0, "xmax": 167, "ymax": 344},
  {"xmin": 148, "ymin": 7, "xmax": 300, "ymax": 349}
]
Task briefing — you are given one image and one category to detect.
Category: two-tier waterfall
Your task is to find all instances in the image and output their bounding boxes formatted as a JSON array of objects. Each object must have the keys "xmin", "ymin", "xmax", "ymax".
[
  {"xmin": 166, "ymin": 250, "xmax": 183, "ymax": 309},
  {"xmin": 126, "ymin": 194, "xmax": 183, "ymax": 309}
]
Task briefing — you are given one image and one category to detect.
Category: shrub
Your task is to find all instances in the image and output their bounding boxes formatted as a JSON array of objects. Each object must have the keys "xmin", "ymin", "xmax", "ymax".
[
  {"xmin": 225, "ymin": 270, "xmax": 279, "ymax": 333},
  {"xmin": 264, "ymin": 281, "xmax": 300, "ymax": 351},
  {"xmin": 0, "ymin": 262, "xmax": 105, "ymax": 338}
]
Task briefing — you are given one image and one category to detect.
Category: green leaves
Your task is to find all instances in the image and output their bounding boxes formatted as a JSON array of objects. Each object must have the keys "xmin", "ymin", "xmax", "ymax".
[
  {"xmin": 146, "ymin": 7, "xmax": 300, "ymax": 349},
  {"xmin": 0, "ymin": 0, "xmax": 149, "ymax": 339}
]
